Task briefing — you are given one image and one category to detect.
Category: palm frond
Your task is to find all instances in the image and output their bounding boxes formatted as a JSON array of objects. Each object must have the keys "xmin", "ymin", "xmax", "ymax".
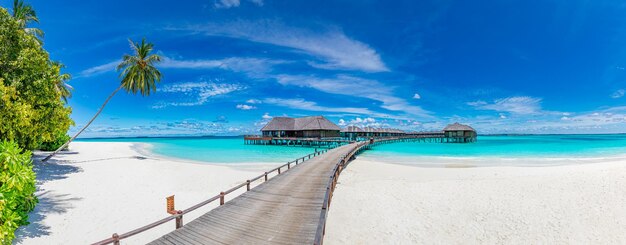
[{"xmin": 117, "ymin": 39, "xmax": 162, "ymax": 96}]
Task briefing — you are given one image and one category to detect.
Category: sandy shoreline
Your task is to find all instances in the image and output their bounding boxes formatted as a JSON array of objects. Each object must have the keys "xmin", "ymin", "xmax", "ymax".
[
  {"xmin": 325, "ymin": 157, "xmax": 626, "ymax": 244},
  {"xmin": 15, "ymin": 141, "xmax": 626, "ymax": 244},
  {"xmin": 15, "ymin": 142, "xmax": 273, "ymax": 244}
]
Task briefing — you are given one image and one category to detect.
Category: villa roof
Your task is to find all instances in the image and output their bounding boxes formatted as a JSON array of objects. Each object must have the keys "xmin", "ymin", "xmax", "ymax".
[
  {"xmin": 443, "ymin": 122, "xmax": 476, "ymax": 132},
  {"xmin": 261, "ymin": 116, "xmax": 340, "ymax": 131}
]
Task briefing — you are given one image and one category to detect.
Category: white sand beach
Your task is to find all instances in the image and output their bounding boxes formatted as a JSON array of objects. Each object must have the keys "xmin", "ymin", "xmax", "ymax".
[
  {"xmin": 325, "ymin": 157, "xmax": 626, "ymax": 244},
  {"xmin": 15, "ymin": 142, "xmax": 269, "ymax": 244},
  {"xmin": 15, "ymin": 142, "xmax": 626, "ymax": 244}
]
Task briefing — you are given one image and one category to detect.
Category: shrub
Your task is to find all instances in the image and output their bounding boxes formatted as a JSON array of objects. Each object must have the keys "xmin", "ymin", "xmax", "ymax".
[
  {"xmin": 38, "ymin": 133, "xmax": 70, "ymax": 151},
  {"xmin": 0, "ymin": 8, "xmax": 73, "ymax": 151},
  {"xmin": 0, "ymin": 141, "xmax": 37, "ymax": 244}
]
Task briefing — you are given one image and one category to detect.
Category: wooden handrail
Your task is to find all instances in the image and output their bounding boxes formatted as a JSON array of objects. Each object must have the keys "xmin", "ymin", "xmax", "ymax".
[
  {"xmin": 91, "ymin": 148, "xmax": 332, "ymax": 245},
  {"xmin": 313, "ymin": 142, "xmax": 369, "ymax": 245}
]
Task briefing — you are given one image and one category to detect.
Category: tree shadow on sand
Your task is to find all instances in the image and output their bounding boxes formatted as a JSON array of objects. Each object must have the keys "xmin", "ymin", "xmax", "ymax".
[
  {"xmin": 13, "ymin": 191, "xmax": 82, "ymax": 243},
  {"xmin": 14, "ymin": 155, "xmax": 83, "ymax": 243}
]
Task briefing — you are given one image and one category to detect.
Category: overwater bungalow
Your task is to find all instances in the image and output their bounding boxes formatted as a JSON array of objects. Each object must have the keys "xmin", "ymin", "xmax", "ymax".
[
  {"xmin": 261, "ymin": 116, "xmax": 341, "ymax": 138},
  {"xmin": 443, "ymin": 123, "xmax": 477, "ymax": 143},
  {"xmin": 340, "ymin": 126, "xmax": 365, "ymax": 140},
  {"xmin": 246, "ymin": 117, "xmax": 477, "ymax": 145}
]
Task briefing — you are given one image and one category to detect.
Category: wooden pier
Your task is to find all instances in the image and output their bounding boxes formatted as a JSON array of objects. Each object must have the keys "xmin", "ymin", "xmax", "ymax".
[
  {"xmin": 92, "ymin": 132, "xmax": 476, "ymax": 245},
  {"xmin": 147, "ymin": 143, "xmax": 363, "ymax": 245}
]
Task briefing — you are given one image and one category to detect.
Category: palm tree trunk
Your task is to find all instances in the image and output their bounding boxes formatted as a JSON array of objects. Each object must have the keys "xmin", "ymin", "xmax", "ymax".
[{"xmin": 42, "ymin": 85, "xmax": 124, "ymax": 162}]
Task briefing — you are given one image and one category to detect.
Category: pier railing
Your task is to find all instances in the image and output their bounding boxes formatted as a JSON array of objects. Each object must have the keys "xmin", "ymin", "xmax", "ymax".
[
  {"xmin": 313, "ymin": 141, "xmax": 370, "ymax": 245},
  {"xmin": 92, "ymin": 148, "xmax": 332, "ymax": 245}
]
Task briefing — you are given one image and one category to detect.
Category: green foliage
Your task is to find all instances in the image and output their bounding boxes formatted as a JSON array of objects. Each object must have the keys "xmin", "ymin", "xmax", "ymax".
[
  {"xmin": 0, "ymin": 141, "xmax": 37, "ymax": 244},
  {"xmin": 0, "ymin": 7, "xmax": 73, "ymax": 150},
  {"xmin": 38, "ymin": 133, "xmax": 70, "ymax": 151},
  {"xmin": 117, "ymin": 38, "xmax": 162, "ymax": 96}
]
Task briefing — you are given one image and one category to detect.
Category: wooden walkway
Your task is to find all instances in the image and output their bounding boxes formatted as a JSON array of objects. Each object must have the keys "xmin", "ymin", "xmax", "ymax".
[{"xmin": 148, "ymin": 143, "xmax": 359, "ymax": 245}]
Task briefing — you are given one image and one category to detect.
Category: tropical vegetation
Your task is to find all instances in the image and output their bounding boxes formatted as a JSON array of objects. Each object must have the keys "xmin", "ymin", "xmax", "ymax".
[
  {"xmin": 0, "ymin": 141, "xmax": 37, "ymax": 244},
  {"xmin": 44, "ymin": 38, "xmax": 163, "ymax": 161},
  {"xmin": 0, "ymin": 1, "xmax": 72, "ymax": 243}
]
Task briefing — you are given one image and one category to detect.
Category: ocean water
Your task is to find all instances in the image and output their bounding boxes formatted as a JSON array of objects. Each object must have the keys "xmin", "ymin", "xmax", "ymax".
[
  {"xmin": 77, "ymin": 136, "xmax": 318, "ymax": 164},
  {"xmin": 362, "ymin": 134, "xmax": 626, "ymax": 159},
  {"xmin": 77, "ymin": 134, "xmax": 626, "ymax": 165}
]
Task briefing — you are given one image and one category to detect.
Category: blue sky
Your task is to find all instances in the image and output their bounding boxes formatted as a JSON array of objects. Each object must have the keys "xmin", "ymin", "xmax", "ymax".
[{"xmin": 6, "ymin": 0, "xmax": 626, "ymax": 137}]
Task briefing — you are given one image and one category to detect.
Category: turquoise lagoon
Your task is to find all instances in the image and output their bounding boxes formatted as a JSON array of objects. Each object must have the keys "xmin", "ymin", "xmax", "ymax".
[
  {"xmin": 77, "ymin": 137, "xmax": 317, "ymax": 164},
  {"xmin": 78, "ymin": 134, "xmax": 626, "ymax": 165}
]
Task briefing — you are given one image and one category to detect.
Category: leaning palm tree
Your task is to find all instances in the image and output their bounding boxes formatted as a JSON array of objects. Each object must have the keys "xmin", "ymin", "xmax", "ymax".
[
  {"xmin": 12, "ymin": 0, "xmax": 44, "ymax": 40},
  {"xmin": 43, "ymin": 38, "xmax": 162, "ymax": 162}
]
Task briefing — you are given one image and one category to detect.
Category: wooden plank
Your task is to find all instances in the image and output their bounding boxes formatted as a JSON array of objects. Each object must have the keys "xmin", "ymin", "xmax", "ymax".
[{"xmin": 148, "ymin": 143, "xmax": 358, "ymax": 245}]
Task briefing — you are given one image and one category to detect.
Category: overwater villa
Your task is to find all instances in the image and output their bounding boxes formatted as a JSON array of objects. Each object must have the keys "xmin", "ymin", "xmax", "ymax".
[
  {"xmin": 261, "ymin": 116, "xmax": 341, "ymax": 138},
  {"xmin": 341, "ymin": 126, "xmax": 405, "ymax": 140},
  {"xmin": 443, "ymin": 122, "xmax": 478, "ymax": 143},
  {"xmin": 245, "ymin": 116, "xmax": 477, "ymax": 145}
]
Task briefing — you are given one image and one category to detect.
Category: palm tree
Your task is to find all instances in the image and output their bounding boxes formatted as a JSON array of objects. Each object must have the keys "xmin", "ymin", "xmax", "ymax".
[
  {"xmin": 42, "ymin": 38, "xmax": 162, "ymax": 162},
  {"xmin": 52, "ymin": 62, "xmax": 73, "ymax": 102},
  {"xmin": 12, "ymin": 0, "xmax": 44, "ymax": 40}
]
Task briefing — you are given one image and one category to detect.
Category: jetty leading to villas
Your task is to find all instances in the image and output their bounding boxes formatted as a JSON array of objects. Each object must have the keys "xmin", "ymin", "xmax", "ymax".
[
  {"xmin": 245, "ymin": 116, "xmax": 477, "ymax": 145},
  {"xmin": 93, "ymin": 116, "xmax": 476, "ymax": 245}
]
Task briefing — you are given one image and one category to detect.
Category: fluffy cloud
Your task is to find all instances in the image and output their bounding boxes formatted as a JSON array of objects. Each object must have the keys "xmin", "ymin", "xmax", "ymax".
[
  {"xmin": 468, "ymin": 96, "xmax": 542, "ymax": 115},
  {"xmin": 263, "ymin": 98, "xmax": 393, "ymax": 117},
  {"xmin": 340, "ymin": 117, "xmax": 389, "ymax": 128},
  {"xmin": 153, "ymin": 82, "xmax": 244, "ymax": 108},
  {"xmin": 276, "ymin": 74, "xmax": 430, "ymax": 117},
  {"xmin": 262, "ymin": 112, "xmax": 272, "ymax": 119},
  {"xmin": 246, "ymin": 99, "xmax": 262, "ymax": 104},
  {"xmin": 170, "ymin": 20, "xmax": 388, "ymax": 72},
  {"xmin": 236, "ymin": 104, "xmax": 256, "ymax": 110},
  {"xmin": 611, "ymin": 89, "xmax": 625, "ymax": 99},
  {"xmin": 413, "ymin": 93, "xmax": 421, "ymax": 99}
]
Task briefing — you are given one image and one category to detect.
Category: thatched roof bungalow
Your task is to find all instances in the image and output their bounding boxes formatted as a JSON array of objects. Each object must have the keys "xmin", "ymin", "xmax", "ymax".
[
  {"xmin": 261, "ymin": 116, "xmax": 341, "ymax": 138},
  {"xmin": 340, "ymin": 126, "xmax": 364, "ymax": 140},
  {"xmin": 443, "ymin": 122, "xmax": 477, "ymax": 143}
]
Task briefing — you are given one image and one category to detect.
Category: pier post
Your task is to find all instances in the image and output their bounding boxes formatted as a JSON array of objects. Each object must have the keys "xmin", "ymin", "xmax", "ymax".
[
  {"xmin": 175, "ymin": 210, "xmax": 183, "ymax": 229},
  {"xmin": 246, "ymin": 180, "xmax": 251, "ymax": 191},
  {"xmin": 112, "ymin": 233, "xmax": 120, "ymax": 245},
  {"xmin": 220, "ymin": 192, "xmax": 225, "ymax": 205}
]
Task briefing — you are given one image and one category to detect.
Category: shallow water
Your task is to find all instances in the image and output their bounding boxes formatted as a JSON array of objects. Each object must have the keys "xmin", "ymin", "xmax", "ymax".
[
  {"xmin": 77, "ymin": 134, "xmax": 626, "ymax": 165},
  {"xmin": 77, "ymin": 136, "xmax": 318, "ymax": 164},
  {"xmin": 363, "ymin": 134, "xmax": 626, "ymax": 158}
]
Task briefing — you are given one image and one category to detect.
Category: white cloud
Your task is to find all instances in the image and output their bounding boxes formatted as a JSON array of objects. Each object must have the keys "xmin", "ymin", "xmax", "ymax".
[
  {"xmin": 215, "ymin": 0, "xmax": 240, "ymax": 8},
  {"xmin": 262, "ymin": 113, "xmax": 272, "ymax": 119},
  {"xmin": 171, "ymin": 20, "xmax": 388, "ymax": 72},
  {"xmin": 246, "ymin": 99, "xmax": 262, "ymax": 104},
  {"xmin": 77, "ymin": 60, "xmax": 119, "ymax": 78},
  {"xmin": 159, "ymin": 57, "xmax": 282, "ymax": 74},
  {"xmin": 236, "ymin": 104, "xmax": 256, "ymax": 110},
  {"xmin": 263, "ymin": 98, "xmax": 387, "ymax": 116},
  {"xmin": 214, "ymin": 0, "xmax": 263, "ymax": 8},
  {"xmin": 341, "ymin": 117, "xmax": 389, "ymax": 128},
  {"xmin": 78, "ymin": 56, "xmax": 282, "ymax": 78},
  {"xmin": 413, "ymin": 93, "xmax": 421, "ymax": 99},
  {"xmin": 468, "ymin": 96, "xmax": 542, "ymax": 114},
  {"xmin": 611, "ymin": 89, "xmax": 625, "ymax": 99},
  {"xmin": 276, "ymin": 74, "xmax": 430, "ymax": 117},
  {"xmin": 154, "ymin": 82, "xmax": 244, "ymax": 108}
]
